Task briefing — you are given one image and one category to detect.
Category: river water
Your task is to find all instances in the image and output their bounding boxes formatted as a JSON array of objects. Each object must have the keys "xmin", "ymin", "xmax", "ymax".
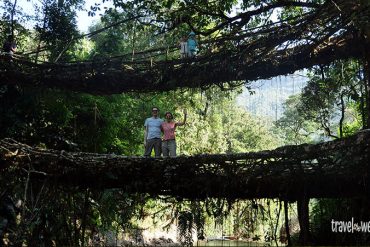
[{"xmin": 195, "ymin": 240, "xmax": 266, "ymax": 246}]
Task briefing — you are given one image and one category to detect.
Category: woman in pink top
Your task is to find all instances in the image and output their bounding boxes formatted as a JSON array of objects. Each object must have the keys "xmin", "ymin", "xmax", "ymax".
[{"xmin": 161, "ymin": 109, "xmax": 187, "ymax": 157}]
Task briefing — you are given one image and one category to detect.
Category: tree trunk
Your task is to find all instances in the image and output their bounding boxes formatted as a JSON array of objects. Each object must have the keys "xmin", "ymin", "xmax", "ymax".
[
  {"xmin": 359, "ymin": 0, "xmax": 370, "ymax": 128},
  {"xmin": 365, "ymin": 51, "xmax": 370, "ymax": 128},
  {"xmin": 297, "ymin": 195, "xmax": 311, "ymax": 245},
  {"xmin": 284, "ymin": 200, "xmax": 292, "ymax": 246},
  {"xmin": 339, "ymin": 93, "xmax": 345, "ymax": 138},
  {"xmin": 273, "ymin": 200, "xmax": 282, "ymax": 246},
  {"xmin": 10, "ymin": 0, "xmax": 18, "ymax": 36},
  {"xmin": 35, "ymin": 3, "xmax": 49, "ymax": 62},
  {"xmin": 80, "ymin": 189, "xmax": 90, "ymax": 247}
]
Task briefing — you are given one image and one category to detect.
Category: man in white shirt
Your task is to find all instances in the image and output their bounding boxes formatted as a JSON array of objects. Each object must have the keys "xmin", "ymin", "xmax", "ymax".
[{"xmin": 180, "ymin": 36, "xmax": 188, "ymax": 58}]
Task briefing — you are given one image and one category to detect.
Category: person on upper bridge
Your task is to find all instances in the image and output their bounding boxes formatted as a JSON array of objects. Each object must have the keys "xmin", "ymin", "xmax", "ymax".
[
  {"xmin": 187, "ymin": 31, "xmax": 198, "ymax": 58},
  {"xmin": 161, "ymin": 109, "xmax": 187, "ymax": 157},
  {"xmin": 2, "ymin": 35, "xmax": 17, "ymax": 58},
  {"xmin": 144, "ymin": 107, "xmax": 164, "ymax": 157},
  {"xmin": 179, "ymin": 35, "xmax": 188, "ymax": 58}
]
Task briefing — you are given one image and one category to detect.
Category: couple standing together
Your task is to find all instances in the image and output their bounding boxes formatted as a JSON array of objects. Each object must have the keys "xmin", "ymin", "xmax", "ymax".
[{"xmin": 144, "ymin": 107, "xmax": 187, "ymax": 157}]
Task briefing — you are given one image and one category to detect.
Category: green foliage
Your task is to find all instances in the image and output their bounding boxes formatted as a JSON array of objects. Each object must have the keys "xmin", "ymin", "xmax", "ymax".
[
  {"xmin": 35, "ymin": 1, "xmax": 80, "ymax": 61},
  {"xmin": 67, "ymin": 38, "xmax": 95, "ymax": 61},
  {"xmin": 173, "ymin": 87, "xmax": 280, "ymax": 155},
  {"xmin": 276, "ymin": 61, "xmax": 366, "ymax": 144},
  {"xmin": 88, "ymin": 8, "xmax": 180, "ymax": 59},
  {"xmin": 275, "ymin": 94, "xmax": 320, "ymax": 145},
  {"xmin": 301, "ymin": 61, "xmax": 366, "ymax": 138},
  {"xmin": 88, "ymin": 13, "xmax": 130, "ymax": 57},
  {"xmin": 341, "ymin": 102, "xmax": 363, "ymax": 136},
  {"xmin": 0, "ymin": 86, "xmax": 146, "ymax": 153}
]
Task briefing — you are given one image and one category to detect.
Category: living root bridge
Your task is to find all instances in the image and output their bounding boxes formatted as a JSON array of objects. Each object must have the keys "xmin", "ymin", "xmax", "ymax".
[
  {"xmin": 0, "ymin": 33, "xmax": 363, "ymax": 95},
  {"xmin": 0, "ymin": 0, "xmax": 369, "ymax": 94},
  {"xmin": 0, "ymin": 130, "xmax": 369, "ymax": 200}
]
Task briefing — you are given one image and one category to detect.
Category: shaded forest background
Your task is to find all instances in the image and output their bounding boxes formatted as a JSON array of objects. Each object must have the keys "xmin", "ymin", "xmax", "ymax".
[{"xmin": 0, "ymin": 0, "xmax": 369, "ymax": 246}]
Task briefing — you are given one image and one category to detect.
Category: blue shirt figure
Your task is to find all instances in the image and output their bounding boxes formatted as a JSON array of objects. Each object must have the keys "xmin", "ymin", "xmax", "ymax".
[
  {"xmin": 144, "ymin": 117, "xmax": 163, "ymax": 140},
  {"xmin": 187, "ymin": 31, "xmax": 198, "ymax": 58}
]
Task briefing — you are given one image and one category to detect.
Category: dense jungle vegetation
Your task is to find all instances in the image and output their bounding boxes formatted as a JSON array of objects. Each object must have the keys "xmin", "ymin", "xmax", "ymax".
[{"xmin": 0, "ymin": 0, "xmax": 369, "ymax": 246}]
